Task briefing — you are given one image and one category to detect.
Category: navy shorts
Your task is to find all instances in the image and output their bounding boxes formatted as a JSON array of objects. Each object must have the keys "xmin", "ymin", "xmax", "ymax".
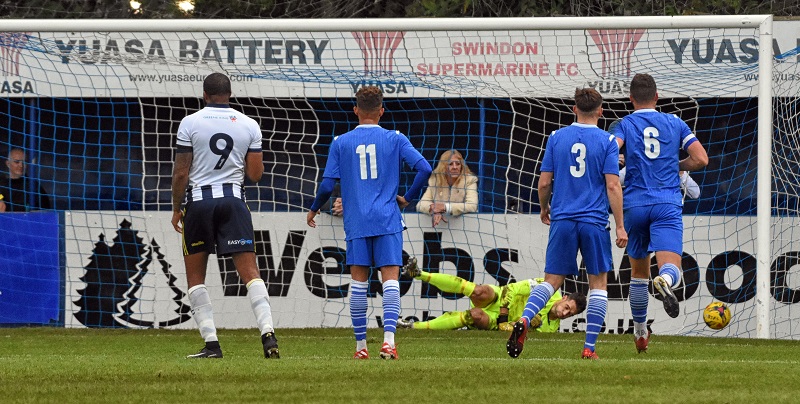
[
  {"xmin": 545, "ymin": 220, "xmax": 613, "ymax": 276},
  {"xmin": 182, "ymin": 197, "xmax": 255, "ymax": 256},
  {"xmin": 346, "ymin": 232, "xmax": 403, "ymax": 267},
  {"xmin": 624, "ymin": 204, "xmax": 684, "ymax": 259}
]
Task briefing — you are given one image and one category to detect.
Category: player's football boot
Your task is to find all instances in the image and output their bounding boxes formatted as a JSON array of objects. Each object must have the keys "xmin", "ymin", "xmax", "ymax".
[
  {"xmin": 262, "ymin": 332, "xmax": 280, "ymax": 359},
  {"xmin": 402, "ymin": 256, "xmax": 421, "ymax": 279},
  {"xmin": 186, "ymin": 345, "xmax": 223, "ymax": 359},
  {"xmin": 353, "ymin": 348, "xmax": 369, "ymax": 359},
  {"xmin": 634, "ymin": 330, "xmax": 650, "ymax": 354},
  {"xmin": 506, "ymin": 317, "xmax": 529, "ymax": 358},
  {"xmin": 397, "ymin": 318, "xmax": 415, "ymax": 328},
  {"xmin": 653, "ymin": 275, "xmax": 680, "ymax": 318},
  {"xmin": 379, "ymin": 342, "xmax": 398, "ymax": 360},
  {"xmin": 581, "ymin": 348, "xmax": 599, "ymax": 360}
]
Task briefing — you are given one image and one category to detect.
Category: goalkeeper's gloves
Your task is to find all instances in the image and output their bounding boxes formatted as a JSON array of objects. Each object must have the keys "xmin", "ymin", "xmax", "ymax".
[
  {"xmin": 499, "ymin": 314, "xmax": 543, "ymax": 332},
  {"xmin": 497, "ymin": 312, "xmax": 511, "ymax": 331},
  {"xmin": 529, "ymin": 314, "xmax": 543, "ymax": 329}
]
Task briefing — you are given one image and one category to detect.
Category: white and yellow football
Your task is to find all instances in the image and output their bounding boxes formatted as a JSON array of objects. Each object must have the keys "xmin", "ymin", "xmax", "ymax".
[{"xmin": 703, "ymin": 301, "xmax": 731, "ymax": 330}]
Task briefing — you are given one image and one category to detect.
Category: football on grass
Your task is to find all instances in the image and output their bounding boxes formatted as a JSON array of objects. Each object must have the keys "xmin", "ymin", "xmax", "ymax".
[{"xmin": 703, "ymin": 301, "xmax": 731, "ymax": 330}]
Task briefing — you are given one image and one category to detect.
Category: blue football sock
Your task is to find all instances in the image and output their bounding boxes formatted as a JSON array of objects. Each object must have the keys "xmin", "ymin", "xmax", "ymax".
[
  {"xmin": 382, "ymin": 280, "xmax": 400, "ymax": 339},
  {"xmin": 521, "ymin": 282, "xmax": 555, "ymax": 323},
  {"xmin": 584, "ymin": 289, "xmax": 608, "ymax": 352},
  {"xmin": 350, "ymin": 280, "xmax": 369, "ymax": 343},
  {"xmin": 659, "ymin": 263, "xmax": 681, "ymax": 288},
  {"xmin": 630, "ymin": 277, "xmax": 649, "ymax": 324}
]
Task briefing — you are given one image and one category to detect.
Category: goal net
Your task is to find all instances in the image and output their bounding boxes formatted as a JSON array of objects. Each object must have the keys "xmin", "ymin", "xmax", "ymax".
[{"xmin": 0, "ymin": 17, "xmax": 797, "ymax": 339}]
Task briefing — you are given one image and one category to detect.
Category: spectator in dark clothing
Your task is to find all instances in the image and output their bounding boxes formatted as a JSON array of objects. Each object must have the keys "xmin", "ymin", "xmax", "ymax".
[{"xmin": 0, "ymin": 148, "xmax": 51, "ymax": 212}]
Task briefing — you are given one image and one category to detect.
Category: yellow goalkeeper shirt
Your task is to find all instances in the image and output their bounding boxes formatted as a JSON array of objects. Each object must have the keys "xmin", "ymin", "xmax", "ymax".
[{"xmin": 505, "ymin": 278, "xmax": 562, "ymax": 333}]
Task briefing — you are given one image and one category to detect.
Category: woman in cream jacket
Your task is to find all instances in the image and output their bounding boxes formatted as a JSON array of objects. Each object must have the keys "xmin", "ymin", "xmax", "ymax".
[{"xmin": 416, "ymin": 149, "xmax": 478, "ymax": 227}]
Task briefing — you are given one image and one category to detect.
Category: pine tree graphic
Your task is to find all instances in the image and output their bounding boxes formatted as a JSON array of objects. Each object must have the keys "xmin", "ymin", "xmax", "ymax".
[
  {"xmin": 74, "ymin": 219, "xmax": 145, "ymax": 328},
  {"xmin": 118, "ymin": 239, "xmax": 191, "ymax": 327},
  {"xmin": 74, "ymin": 219, "xmax": 191, "ymax": 328}
]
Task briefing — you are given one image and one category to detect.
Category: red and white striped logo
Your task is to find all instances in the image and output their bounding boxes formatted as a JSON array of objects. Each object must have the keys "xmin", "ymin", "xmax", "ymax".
[
  {"xmin": 0, "ymin": 32, "xmax": 30, "ymax": 76},
  {"xmin": 351, "ymin": 31, "xmax": 405, "ymax": 75},
  {"xmin": 588, "ymin": 29, "xmax": 644, "ymax": 78}
]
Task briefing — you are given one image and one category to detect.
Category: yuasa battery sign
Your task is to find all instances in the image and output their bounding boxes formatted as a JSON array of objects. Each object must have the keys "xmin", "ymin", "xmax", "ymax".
[{"xmin": 2, "ymin": 22, "xmax": 798, "ymax": 98}]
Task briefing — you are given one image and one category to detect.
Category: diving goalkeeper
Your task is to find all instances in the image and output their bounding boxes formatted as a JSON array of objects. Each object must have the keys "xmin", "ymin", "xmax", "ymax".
[{"xmin": 398, "ymin": 257, "xmax": 586, "ymax": 332}]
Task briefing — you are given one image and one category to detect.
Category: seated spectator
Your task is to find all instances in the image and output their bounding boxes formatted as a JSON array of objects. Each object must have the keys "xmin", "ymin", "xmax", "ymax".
[{"xmin": 0, "ymin": 148, "xmax": 51, "ymax": 212}]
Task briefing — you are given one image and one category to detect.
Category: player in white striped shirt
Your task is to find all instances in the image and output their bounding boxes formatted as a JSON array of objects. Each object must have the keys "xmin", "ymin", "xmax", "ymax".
[{"xmin": 171, "ymin": 73, "xmax": 279, "ymax": 359}]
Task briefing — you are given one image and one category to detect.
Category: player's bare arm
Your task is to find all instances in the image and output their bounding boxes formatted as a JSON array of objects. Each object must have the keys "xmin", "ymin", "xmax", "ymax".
[
  {"xmin": 244, "ymin": 150, "xmax": 264, "ymax": 182},
  {"xmin": 537, "ymin": 171, "xmax": 554, "ymax": 225},
  {"xmin": 396, "ymin": 195, "xmax": 409, "ymax": 209},
  {"xmin": 605, "ymin": 173, "xmax": 628, "ymax": 248},
  {"xmin": 170, "ymin": 151, "xmax": 192, "ymax": 233},
  {"xmin": 679, "ymin": 141, "xmax": 709, "ymax": 172},
  {"xmin": 306, "ymin": 210, "xmax": 319, "ymax": 228}
]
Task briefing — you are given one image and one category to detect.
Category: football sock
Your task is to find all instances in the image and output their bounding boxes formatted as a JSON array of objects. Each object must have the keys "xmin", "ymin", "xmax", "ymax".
[
  {"xmin": 658, "ymin": 263, "xmax": 681, "ymax": 289},
  {"xmin": 188, "ymin": 284, "xmax": 218, "ymax": 343},
  {"xmin": 382, "ymin": 280, "xmax": 400, "ymax": 346},
  {"xmin": 419, "ymin": 271, "xmax": 476, "ymax": 296},
  {"xmin": 521, "ymin": 282, "xmax": 555, "ymax": 323},
  {"xmin": 584, "ymin": 289, "xmax": 608, "ymax": 352},
  {"xmin": 412, "ymin": 310, "xmax": 471, "ymax": 330},
  {"xmin": 630, "ymin": 277, "xmax": 650, "ymax": 328},
  {"xmin": 350, "ymin": 280, "xmax": 369, "ymax": 344},
  {"xmin": 246, "ymin": 278, "xmax": 274, "ymax": 335}
]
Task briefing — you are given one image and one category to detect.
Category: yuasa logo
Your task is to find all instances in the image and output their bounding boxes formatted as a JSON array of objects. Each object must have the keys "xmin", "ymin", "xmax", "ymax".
[
  {"xmin": 0, "ymin": 32, "xmax": 30, "ymax": 76},
  {"xmin": 228, "ymin": 239, "xmax": 253, "ymax": 246},
  {"xmin": 351, "ymin": 31, "xmax": 405, "ymax": 75},
  {"xmin": 588, "ymin": 29, "xmax": 645, "ymax": 78}
]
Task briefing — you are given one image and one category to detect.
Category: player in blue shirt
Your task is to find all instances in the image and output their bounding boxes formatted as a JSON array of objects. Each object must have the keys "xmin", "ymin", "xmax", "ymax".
[
  {"xmin": 506, "ymin": 88, "xmax": 627, "ymax": 360},
  {"xmin": 307, "ymin": 86, "xmax": 432, "ymax": 360},
  {"xmin": 611, "ymin": 73, "xmax": 708, "ymax": 353}
]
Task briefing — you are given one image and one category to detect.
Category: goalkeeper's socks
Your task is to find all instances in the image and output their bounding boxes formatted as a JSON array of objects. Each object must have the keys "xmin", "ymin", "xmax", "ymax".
[
  {"xmin": 584, "ymin": 289, "xmax": 608, "ymax": 352},
  {"xmin": 424, "ymin": 272, "xmax": 476, "ymax": 297},
  {"xmin": 246, "ymin": 278, "xmax": 275, "ymax": 335},
  {"xmin": 350, "ymin": 280, "xmax": 369, "ymax": 342},
  {"xmin": 188, "ymin": 284, "xmax": 218, "ymax": 343},
  {"xmin": 382, "ymin": 280, "xmax": 400, "ymax": 334},
  {"xmin": 629, "ymin": 277, "xmax": 650, "ymax": 324},
  {"xmin": 521, "ymin": 282, "xmax": 555, "ymax": 323},
  {"xmin": 658, "ymin": 263, "xmax": 681, "ymax": 289},
  {"xmin": 413, "ymin": 310, "xmax": 469, "ymax": 330}
]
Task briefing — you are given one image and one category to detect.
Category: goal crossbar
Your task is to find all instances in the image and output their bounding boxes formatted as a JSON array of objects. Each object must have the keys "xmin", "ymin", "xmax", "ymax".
[{"xmin": 0, "ymin": 15, "xmax": 772, "ymax": 32}]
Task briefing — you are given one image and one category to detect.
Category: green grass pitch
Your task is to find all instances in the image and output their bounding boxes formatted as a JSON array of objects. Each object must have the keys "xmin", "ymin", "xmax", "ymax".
[{"xmin": 1, "ymin": 327, "xmax": 797, "ymax": 403}]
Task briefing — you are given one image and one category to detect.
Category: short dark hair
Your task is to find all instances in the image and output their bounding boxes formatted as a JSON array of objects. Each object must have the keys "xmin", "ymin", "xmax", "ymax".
[
  {"xmin": 574, "ymin": 88, "xmax": 602, "ymax": 113},
  {"xmin": 356, "ymin": 86, "xmax": 383, "ymax": 111},
  {"xmin": 630, "ymin": 73, "xmax": 657, "ymax": 104},
  {"xmin": 567, "ymin": 292, "xmax": 588, "ymax": 315},
  {"xmin": 203, "ymin": 72, "xmax": 231, "ymax": 97}
]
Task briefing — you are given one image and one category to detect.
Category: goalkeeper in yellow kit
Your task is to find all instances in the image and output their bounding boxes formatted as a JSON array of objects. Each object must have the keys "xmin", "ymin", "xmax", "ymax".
[{"xmin": 398, "ymin": 257, "xmax": 587, "ymax": 332}]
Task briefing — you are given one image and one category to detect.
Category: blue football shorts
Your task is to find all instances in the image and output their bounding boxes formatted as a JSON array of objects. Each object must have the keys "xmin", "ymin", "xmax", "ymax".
[
  {"xmin": 182, "ymin": 197, "xmax": 256, "ymax": 256},
  {"xmin": 624, "ymin": 203, "xmax": 684, "ymax": 259},
  {"xmin": 545, "ymin": 219, "xmax": 613, "ymax": 276},
  {"xmin": 346, "ymin": 232, "xmax": 404, "ymax": 267}
]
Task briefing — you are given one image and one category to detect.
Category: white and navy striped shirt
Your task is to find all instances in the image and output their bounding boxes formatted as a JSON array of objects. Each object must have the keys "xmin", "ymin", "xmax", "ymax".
[{"xmin": 176, "ymin": 104, "xmax": 262, "ymax": 203}]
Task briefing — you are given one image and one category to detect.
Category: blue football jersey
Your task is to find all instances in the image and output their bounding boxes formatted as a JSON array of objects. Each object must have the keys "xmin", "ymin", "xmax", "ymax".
[
  {"xmin": 540, "ymin": 123, "xmax": 619, "ymax": 226},
  {"xmin": 611, "ymin": 109, "xmax": 697, "ymax": 208},
  {"xmin": 323, "ymin": 124, "xmax": 425, "ymax": 240}
]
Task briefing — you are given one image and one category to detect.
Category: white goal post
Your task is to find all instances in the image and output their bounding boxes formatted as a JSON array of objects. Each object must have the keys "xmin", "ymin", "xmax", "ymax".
[{"xmin": 1, "ymin": 15, "xmax": 789, "ymax": 339}]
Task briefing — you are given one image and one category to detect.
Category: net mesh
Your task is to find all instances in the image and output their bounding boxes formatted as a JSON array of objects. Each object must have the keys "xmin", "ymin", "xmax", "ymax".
[{"xmin": 0, "ymin": 21, "xmax": 798, "ymax": 338}]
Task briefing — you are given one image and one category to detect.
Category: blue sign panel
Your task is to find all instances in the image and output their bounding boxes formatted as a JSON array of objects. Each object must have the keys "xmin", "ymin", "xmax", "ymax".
[{"xmin": 0, "ymin": 212, "xmax": 62, "ymax": 325}]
